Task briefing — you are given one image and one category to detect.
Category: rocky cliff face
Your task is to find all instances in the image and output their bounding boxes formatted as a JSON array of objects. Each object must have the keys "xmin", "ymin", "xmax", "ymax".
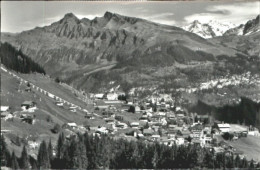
[{"xmin": 1, "ymin": 12, "xmax": 256, "ymax": 92}]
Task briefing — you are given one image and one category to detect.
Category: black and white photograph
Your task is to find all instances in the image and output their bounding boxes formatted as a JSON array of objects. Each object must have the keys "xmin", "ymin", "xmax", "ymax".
[{"xmin": 1, "ymin": 0, "xmax": 260, "ymax": 169}]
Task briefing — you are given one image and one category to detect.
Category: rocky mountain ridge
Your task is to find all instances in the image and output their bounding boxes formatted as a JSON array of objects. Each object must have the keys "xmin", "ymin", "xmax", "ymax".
[{"xmin": 1, "ymin": 12, "xmax": 259, "ymax": 94}]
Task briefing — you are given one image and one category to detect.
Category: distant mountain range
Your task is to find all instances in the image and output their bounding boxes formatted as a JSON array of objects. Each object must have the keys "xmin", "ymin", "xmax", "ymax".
[
  {"xmin": 183, "ymin": 15, "xmax": 260, "ymax": 38},
  {"xmin": 1, "ymin": 12, "xmax": 259, "ymax": 96}
]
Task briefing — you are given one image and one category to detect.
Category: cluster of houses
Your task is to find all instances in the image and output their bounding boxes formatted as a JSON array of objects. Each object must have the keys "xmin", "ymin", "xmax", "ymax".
[
  {"xmin": 1, "ymin": 101, "xmax": 37, "ymax": 124},
  {"xmin": 1, "ymin": 66, "xmax": 260, "ymax": 162}
]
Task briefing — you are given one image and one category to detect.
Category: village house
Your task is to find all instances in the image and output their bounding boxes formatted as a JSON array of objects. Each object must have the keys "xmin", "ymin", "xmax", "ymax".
[
  {"xmin": 1, "ymin": 106, "xmax": 10, "ymax": 113},
  {"xmin": 176, "ymin": 112, "xmax": 185, "ymax": 118},
  {"xmin": 94, "ymin": 93, "xmax": 104, "ymax": 99},
  {"xmin": 139, "ymin": 115, "xmax": 148, "ymax": 122},
  {"xmin": 190, "ymin": 124, "xmax": 204, "ymax": 140},
  {"xmin": 124, "ymin": 128, "xmax": 141, "ymax": 137},
  {"xmin": 105, "ymin": 92, "xmax": 118, "ymax": 101},
  {"xmin": 63, "ymin": 122, "xmax": 78, "ymax": 130},
  {"xmin": 105, "ymin": 117, "xmax": 115, "ymax": 124},
  {"xmin": 217, "ymin": 123, "xmax": 231, "ymax": 133},
  {"xmin": 20, "ymin": 114, "xmax": 35, "ymax": 124},
  {"xmin": 115, "ymin": 122, "xmax": 128, "ymax": 129},
  {"xmin": 167, "ymin": 113, "xmax": 176, "ymax": 120},
  {"xmin": 95, "ymin": 100, "xmax": 110, "ymax": 109},
  {"xmin": 85, "ymin": 114, "xmax": 95, "ymax": 119},
  {"xmin": 1, "ymin": 111, "xmax": 13, "ymax": 120},
  {"xmin": 126, "ymin": 98, "xmax": 136, "ymax": 105},
  {"xmin": 176, "ymin": 136, "xmax": 185, "ymax": 145},
  {"xmin": 130, "ymin": 122, "xmax": 140, "ymax": 129},
  {"xmin": 143, "ymin": 128, "xmax": 154, "ymax": 136},
  {"xmin": 201, "ymin": 134, "xmax": 212, "ymax": 146},
  {"xmin": 48, "ymin": 93, "xmax": 55, "ymax": 99},
  {"xmin": 151, "ymin": 135, "xmax": 161, "ymax": 141},
  {"xmin": 25, "ymin": 87, "xmax": 32, "ymax": 92},
  {"xmin": 160, "ymin": 136, "xmax": 174, "ymax": 146},
  {"xmin": 55, "ymin": 101, "xmax": 64, "ymax": 106},
  {"xmin": 69, "ymin": 106, "xmax": 77, "ymax": 112},
  {"xmin": 21, "ymin": 101, "xmax": 37, "ymax": 111},
  {"xmin": 177, "ymin": 129, "xmax": 191, "ymax": 139},
  {"xmin": 96, "ymin": 126, "xmax": 109, "ymax": 134}
]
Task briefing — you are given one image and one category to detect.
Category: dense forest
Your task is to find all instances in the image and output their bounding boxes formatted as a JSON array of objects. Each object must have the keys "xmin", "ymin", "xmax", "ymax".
[
  {"xmin": 0, "ymin": 42, "xmax": 45, "ymax": 74},
  {"xmin": 190, "ymin": 97, "xmax": 260, "ymax": 128},
  {"xmin": 1, "ymin": 133, "xmax": 259, "ymax": 169}
]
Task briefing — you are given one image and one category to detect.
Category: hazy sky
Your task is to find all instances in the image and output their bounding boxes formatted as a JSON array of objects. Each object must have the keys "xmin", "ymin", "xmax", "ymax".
[{"xmin": 1, "ymin": 1, "xmax": 259, "ymax": 33}]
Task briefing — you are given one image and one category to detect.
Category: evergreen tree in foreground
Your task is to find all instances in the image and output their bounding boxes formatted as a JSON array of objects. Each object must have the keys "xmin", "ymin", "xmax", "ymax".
[
  {"xmin": 48, "ymin": 139, "xmax": 53, "ymax": 162},
  {"xmin": 0, "ymin": 135, "xmax": 10, "ymax": 167},
  {"xmin": 37, "ymin": 140, "xmax": 50, "ymax": 169},
  {"xmin": 20, "ymin": 145, "xmax": 30, "ymax": 169},
  {"xmin": 11, "ymin": 151, "xmax": 19, "ymax": 169}
]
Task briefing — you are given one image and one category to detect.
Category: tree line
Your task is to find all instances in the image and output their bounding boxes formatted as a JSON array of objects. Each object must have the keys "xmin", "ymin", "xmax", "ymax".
[
  {"xmin": 190, "ymin": 97, "xmax": 260, "ymax": 129},
  {"xmin": 0, "ymin": 42, "xmax": 46, "ymax": 74},
  {"xmin": 1, "ymin": 133, "xmax": 259, "ymax": 169}
]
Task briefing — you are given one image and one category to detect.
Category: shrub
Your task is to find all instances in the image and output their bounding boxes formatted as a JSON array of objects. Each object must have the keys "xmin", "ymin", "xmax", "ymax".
[
  {"xmin": 128, "ymin": 106, "xmax": 135, "ymax": 113},
  {"xmin": 222, "ymin": 132, "xmax": 234, "ymax": 141},
  {"xmin": 46, "ymin": 115, "xmax": 53, "ymax": 123},
  {"xmin": 51, "ymin": 124, "xmax": 61, "ymax": 134}
]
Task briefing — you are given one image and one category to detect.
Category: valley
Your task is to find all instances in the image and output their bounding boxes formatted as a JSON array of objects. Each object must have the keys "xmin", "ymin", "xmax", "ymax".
[{"xmin": 1, "ymin": 8, "xmax": 260, "ymax": 169}]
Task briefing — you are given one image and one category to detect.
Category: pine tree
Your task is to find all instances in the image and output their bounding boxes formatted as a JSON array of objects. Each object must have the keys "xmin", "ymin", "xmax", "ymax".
[
  {"xmin": 78, "ymin": 140, "xmax": 88, "ymax": 169},
  {"xmin": 37, "ymin": 140, "xmax": 50, "ymax": 169},
  {"xmin": 249, "ymin": 159, "xmax": 255, "ymax": 169},
  {"xmin": 68, "ymin": 138, "xmax": 81, "ymax": 168},
  {"xmin": 20, "ymin": 145, "xmax": 30, "ymax": 169},
  {"xmin": 48, "ymin": 139, "xmax": 53, "ymax": 162},
  {"xmin": 0, "ymin": 135, "xmax": 9, "ymax": 167},
  {"xmin": 151, "ymin": 146, "xmax": 159, "ymax": 168},
  {"xmin": 226, "ymin": 155, "xmax": 234, "ymax": 169},
  {"xmin": 234, "ymin": 155, "xmax": 241, "ymax": 168},
  {"xmin": 203, "ymin": 149, "xmax": 214, "ymax": 168},
  {"xmin": 85, "ymin": 133, "xmax": 97, "ymax": 169},
  {"xmin": 56, "ymin": 132, "xmax": 65, "ymax": 159},
  {"xmin": 29, "ymin": 156, "xmax": 37, "ymax": 169},
  {"xmin": 11, "ymin": 151, "xmax": 19, "ymax": 169},
  {"xmin": 60, "ymin": 149, "xmax": 72, "ymax": 169},
  {"xmin": 240, "ymin": 157, "xmax": 248, "ymax": 168}
]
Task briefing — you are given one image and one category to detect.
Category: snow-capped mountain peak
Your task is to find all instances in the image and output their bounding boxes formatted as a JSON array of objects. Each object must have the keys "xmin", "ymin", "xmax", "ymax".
[
  {"xmin": 183, "ymin": 20, "xmax": 236, "ymax": 38},
  {"xmin": 183, "ymin": 20, "xmax": 215, "ymax": 39}
]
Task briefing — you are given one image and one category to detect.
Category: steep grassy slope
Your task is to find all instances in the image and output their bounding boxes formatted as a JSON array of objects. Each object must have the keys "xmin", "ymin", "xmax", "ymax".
[
  {"xmin": 209, "ymin": 31, "xmax": 260, "ymax": 57},
  {"xmin": 228, "ymin": 135, "xmax": 260, "ymax": 162},
  {"xmin": 0, "ymin": 67, "xmax": 97, "ymax": 157}
]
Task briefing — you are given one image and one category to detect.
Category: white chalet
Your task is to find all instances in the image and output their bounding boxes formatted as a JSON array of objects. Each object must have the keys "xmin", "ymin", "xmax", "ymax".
[
  {"xmin": 217, "ymin": 123, "xmax": 231, "ymax": 133},
  {"xmin": 106, "ymin": 93, "xmax": 118, "ymax": 101}
]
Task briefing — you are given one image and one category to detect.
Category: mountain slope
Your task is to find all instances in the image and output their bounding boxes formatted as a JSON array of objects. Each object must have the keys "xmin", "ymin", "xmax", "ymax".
[
  {"xmin": 210, "ymin": 15, "xmax": 260, "ymax": 57},
  {"xmin": 224, "ymin": 15, "xmax": 260, "ymax": 36},
  {"xmin": 1, "ymin": 12, "xmax": 252, "ymax": 92},
  {"xmin": 0, "ymin": 42, "xmax": 45, "ymax": 74},
  {"xmin": 210, "ymin": 30, "xmax": 260, "ymax": 57}
]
